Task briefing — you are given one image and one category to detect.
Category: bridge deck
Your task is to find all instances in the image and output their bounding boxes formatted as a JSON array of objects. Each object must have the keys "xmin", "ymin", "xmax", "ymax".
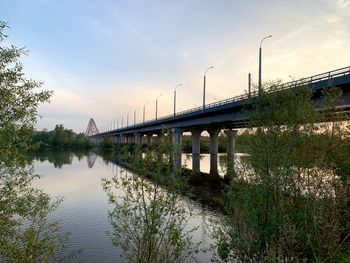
[{"xmin": 91, "ymin": 66, "xmax": 350, "ymax": 137}]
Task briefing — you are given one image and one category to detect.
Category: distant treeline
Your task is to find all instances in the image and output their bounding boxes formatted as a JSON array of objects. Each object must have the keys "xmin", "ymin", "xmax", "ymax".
[{"xmin": 33, "ymin": 124, "xmax": 90, "ymax": 148}]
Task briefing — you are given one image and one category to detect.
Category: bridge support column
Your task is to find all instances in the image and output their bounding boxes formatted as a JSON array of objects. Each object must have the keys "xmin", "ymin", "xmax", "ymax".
[
  {"xmin": 146, "ymin": 134, "xmax": 152, "ymax": 147},
  {"xmin": 140, "ymin": 134, "xmax": 145, "ymax": 145},
  {"xmin": 191, "ymin": 129, "xmax": 201, "ymax": 175},
  {"xmin": 208, "ymin": 129, "xmax": 220, "ymax": 177},
  {"xmin": 134, "ymin": 133, "xmax": 141, "ymax": 145},
  {"xmin": 120, "ymin": 134, "xmax": 126, "ymax": 143},
  {"xmin": 127, "ymin": 134, "xmax": 133, "ymax": 144},
  {"xmin": 172, "ymin": 128, "xmax": 183, "ymax": 175},
  {"xmin": 225, "ymin": 129, "xmax": 238, "ymax": 178}
]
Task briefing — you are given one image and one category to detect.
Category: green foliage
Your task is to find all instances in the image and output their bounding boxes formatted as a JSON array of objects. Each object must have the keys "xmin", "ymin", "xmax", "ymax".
[
  {"xmin": 100, "ymin": 136, "xmax": 113, "ymax": 149},
  {"xmin": 0, "ymin": 23, "xmax": 52, "ymax": 164},
  {"xmin": 33, "ymin": 124, "xmax": 90, "ymax": 148},
  {"xmin": 0, "ymin": 22, "xmax": 77, "ymax": 262},
  {"xmin": 212, "ymin": 83, "xmax": 350, "ymax": 262},
  {"xmin": 102, "ymin": 131, "xmax": 200, "ymax": 262}
]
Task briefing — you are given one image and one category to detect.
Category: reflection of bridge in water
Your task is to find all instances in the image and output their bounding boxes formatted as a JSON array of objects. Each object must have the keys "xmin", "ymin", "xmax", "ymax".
[
  {"xmin": 88, "ymin": 66, "xmax": 350, "ymax": 176},
  {"xmin": 87, "ymin": 152, "xmax": 97, "ymax": 168}
]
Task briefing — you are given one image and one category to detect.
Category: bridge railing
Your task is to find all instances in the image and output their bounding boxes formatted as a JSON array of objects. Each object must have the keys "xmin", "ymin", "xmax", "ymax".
[
  {"xmin": 99, "ymin": 66, "xmax": 350, "ymax": 135},
  {"xmin": 278, "ymin": 66, "xmax": 350, "ymax": 91}
]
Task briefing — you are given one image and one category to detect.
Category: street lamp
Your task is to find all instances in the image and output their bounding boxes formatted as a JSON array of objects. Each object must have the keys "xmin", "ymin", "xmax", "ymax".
[
  {"xmin": 156, "ymin": 93, "xmax": 162, "ymax": 120},
  {"xmin": 203, "ymin": 66, "xmax": 214, "ymax": 110},
  {"xmin": 174, "ymin": 83, "xmax": 182, "ymax": 117},
  {"xmin": 143, "ymin": 101, "xmax": 150, "ymax": 123},
  {"xmin": 127, "ymin": 110, "xmax": 132, "ymax": 127},
  {"xmin": 134, "ymin": 110, "xmax": 136, "ymax": 125},
  {"xmin": 258, "ymin": 35, "xmax": 272, "ymax": 94}
]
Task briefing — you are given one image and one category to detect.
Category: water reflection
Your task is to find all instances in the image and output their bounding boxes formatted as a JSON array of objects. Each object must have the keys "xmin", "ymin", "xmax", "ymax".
[
  {"xmin": 27, "ymin": 149, "xmax": 225, "ymax": 262},
  {"xmin": 87, "ymin": 152, "xmax": 98, "ymax": 168},
  {"xmin": 0, "ymin": 158, "xmax": 78, "ymax": 262},
  {"xmin": 27, "ymin": 148, "xmax": 88, "ymax": 169}
]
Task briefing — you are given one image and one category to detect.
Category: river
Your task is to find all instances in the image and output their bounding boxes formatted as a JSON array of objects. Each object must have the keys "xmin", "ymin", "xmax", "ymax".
[{"xmin": 28, "ymin": 149, "xmax": 239, "ymax": 262}]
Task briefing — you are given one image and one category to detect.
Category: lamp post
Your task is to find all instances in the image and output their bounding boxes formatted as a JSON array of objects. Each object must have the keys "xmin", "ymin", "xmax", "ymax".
[
  {"xmin": 174, "ymin": 83, "xmax": 182, "ymax": 117},
  {"xmin": 134, "ymin": 110, "xmax": 136, "ymax": 125},
  {"xmin": 203, "ymin": 66, "xmax": 214, "ymax": 110},
  {"xmin": 156, "ymin": 93, "xmax": 162, "ymax": 120},
  {"xmin": 143, "ymin": 101, "xmax": 150, "ymax": 124},
  {"xmin": 258, "ymin": 35, "xmax": 272, "ymax": 94}
]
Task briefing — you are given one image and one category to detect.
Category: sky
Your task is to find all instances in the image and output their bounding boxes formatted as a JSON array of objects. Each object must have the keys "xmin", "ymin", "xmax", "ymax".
[{"xmin": 1, "ymin": 0, "xmax": 350, "ymax": 133}]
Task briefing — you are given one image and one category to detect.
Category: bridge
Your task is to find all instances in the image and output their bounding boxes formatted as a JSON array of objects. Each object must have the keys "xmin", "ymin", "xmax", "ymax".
[{"xmin": 87, "ymin": 66, "xmax": 350, "ymax": 176}]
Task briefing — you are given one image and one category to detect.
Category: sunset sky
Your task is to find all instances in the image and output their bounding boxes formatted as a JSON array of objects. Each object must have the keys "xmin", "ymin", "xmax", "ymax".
[{"xmin": 2, "ymin": 0, "xmax": 349, "ymax": 132}]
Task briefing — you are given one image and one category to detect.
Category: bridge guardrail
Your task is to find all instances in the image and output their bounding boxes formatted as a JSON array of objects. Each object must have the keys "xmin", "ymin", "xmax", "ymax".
[{"xmin": 99, "ymin": 66, "xmax": 350, "ymax": 135}]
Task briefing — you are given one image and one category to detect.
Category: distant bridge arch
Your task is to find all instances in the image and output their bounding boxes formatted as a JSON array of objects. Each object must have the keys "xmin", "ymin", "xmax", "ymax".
[{"xmin": 85, "ymin": 118, "xmax": 99, "ymax": 136}]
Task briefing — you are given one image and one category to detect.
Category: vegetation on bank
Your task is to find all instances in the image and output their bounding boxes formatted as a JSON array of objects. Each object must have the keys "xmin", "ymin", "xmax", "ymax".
[
  {"xmin": 212, "ymin": 85, "xmax": 350, "ymax": 262},
  {"xmin": 102, "ymin": 134, "xmax": 201, "ymax": 262},
  {"xmin": 0, "ymin": 22, "xmax": 77, "ymax": 262},
  {"xmin": 33, "ymin": 124, "xmax": 91, "ymax": 148}
]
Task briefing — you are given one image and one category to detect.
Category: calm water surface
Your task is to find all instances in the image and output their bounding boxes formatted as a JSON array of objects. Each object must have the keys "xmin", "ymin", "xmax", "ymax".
[{"xmin": 30, "ymin": 150, "xmax": 232, "ymax": 262}]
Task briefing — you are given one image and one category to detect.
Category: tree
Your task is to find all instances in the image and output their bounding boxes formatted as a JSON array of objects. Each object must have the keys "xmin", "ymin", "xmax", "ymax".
[
  {"xmin": 0, "ymin": 22, "xmax": 52, "ymax": 161},
  {"xmin": 103, "ymin": 132, "xmax": 200, "ymax": 262},
  {"xmin": 212, "ymin": 83, "xmax": 350, "ymax": 262},
  {"xmin": 0, "ymin": 22, "xmax": 76, "ymax": 262}
]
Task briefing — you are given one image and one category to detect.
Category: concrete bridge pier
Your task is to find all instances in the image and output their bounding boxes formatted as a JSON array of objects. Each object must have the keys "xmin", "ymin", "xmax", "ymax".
[
  {"xmin": 208, "ymin": 129, "xmax": 220, "ymax": 177},
  {"xmin": 191, "ymin": 129, "xmax": 201, "ymax": 174},
  {"xmin": 120, "ymin": 134, "xmax": 126, "ymax": 144},
  {"xmin": 172, "ymin": 128, "xmax": 183, "ymax": 174},
  {"xmin": 134, "ymin": 133, "xmax": 141, "ymax": 145},
  {"xmin": 146, "ymin": 134, "xmax": 152, "ymax": 147},
  {"xmin": 128, "ymin": 134, "xmax": 134, "ymax": 144},
  {"xmin": 225, "ymin": 129, "xmax": 238, "ymax": 177}
]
